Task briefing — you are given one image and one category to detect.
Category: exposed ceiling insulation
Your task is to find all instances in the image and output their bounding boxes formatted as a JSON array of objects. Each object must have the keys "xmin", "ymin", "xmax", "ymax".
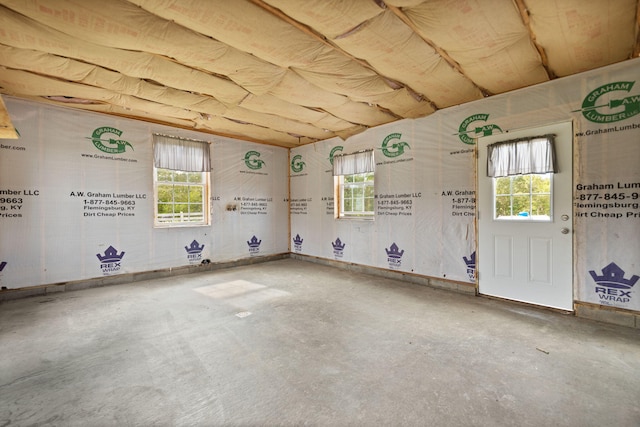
[
  {"xmin": 0, "ymin": 93, "xmax": 18, "ymax": 138},
  {"xmin": 0, "ymin": 0, "xmax": 638, "ymax": 147}
]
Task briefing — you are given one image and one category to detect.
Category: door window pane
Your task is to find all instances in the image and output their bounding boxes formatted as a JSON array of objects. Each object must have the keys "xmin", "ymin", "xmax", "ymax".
[{"xmin": 494, "ymin": 173, "xmax": 552, "ymax": 221}]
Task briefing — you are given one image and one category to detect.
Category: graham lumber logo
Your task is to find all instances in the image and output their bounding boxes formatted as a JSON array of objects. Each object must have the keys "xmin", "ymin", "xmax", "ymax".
[
  {"xmin": 456, "ymin": 114, "xmax": 503, "ymax": 145},
  {"xmin": 381, "ymin": 133, "xmax": 410, "ymax": 158},
  {"xmin": 574, "ymin": 81, "xmax": 640, "ymax": 123},
  {"xmin": 329, "ymin": 145, "xmax": 343, "ymax": 165},
  {"xmin": 291, "ymin": 154, "xmax": 305, "ymax": 173},
  {"xmin": 87, "ymin": 127, "xmax": 133, "ymax": 154},
  {"xmin": 244, "ymin": 151, "xmax": 265, "ymax": 170}
]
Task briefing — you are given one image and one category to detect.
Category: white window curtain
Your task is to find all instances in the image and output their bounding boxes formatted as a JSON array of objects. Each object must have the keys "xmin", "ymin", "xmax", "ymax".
[
  {"xmin": 333, "ymin": 149, "xmax": 375, "ymax": 176},
  {"xmin": 487, "ymin": 135, "xmax": 557, "ymax": 178},
  {"xmin": 153, "ymin": 134, "xmax": 211, "ymax": 172}
]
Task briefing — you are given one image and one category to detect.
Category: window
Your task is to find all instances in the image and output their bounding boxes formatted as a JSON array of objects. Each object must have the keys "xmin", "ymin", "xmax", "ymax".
[
  {"xmin": 487, "ymin": 134, "xmax": 557, "ymax": 222},
  {"xmin": 494, "ymin": 173, "xmax": 552, "ymax": 221},
  {"xmin": 155, "ymin": 169, "xmax": 209, "ymax": 225},
  {"xmin": 337, "ymin": 172, "xmax": 375, "ymax": 218},
  {"xmin": 153, "ymin": 134, "xmax": 210, "ymax": 227},
  {"xmin": 333, "ymin": 150, "xmax": 375, "ymax": 219}
]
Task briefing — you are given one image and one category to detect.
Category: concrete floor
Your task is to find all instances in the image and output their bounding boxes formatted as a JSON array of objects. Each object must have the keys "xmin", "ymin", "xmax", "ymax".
[{"xmin": 1, "ymin": 258, "xmax": 639, "ymax": 426}]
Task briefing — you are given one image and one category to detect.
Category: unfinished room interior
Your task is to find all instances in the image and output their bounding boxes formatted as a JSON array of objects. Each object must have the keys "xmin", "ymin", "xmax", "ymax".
[{"xmin": 1, "ymin": 0, "xmax": 639, "ymax": 425}]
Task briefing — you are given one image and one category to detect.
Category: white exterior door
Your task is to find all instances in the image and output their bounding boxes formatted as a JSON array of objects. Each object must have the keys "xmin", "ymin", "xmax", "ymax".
[{"xmin": 477, "ymin": 121, "xmax": 573, "ymax": 311}]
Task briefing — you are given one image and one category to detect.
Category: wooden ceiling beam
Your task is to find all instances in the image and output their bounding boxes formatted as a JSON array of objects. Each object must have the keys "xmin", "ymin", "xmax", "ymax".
[
  {"xmin": 0, "ymin": 94, "xmax": 19, "ymax": 139},
  {"xmin": 515, "ymin": 0, "xmax": 556, "ymax": 79}
]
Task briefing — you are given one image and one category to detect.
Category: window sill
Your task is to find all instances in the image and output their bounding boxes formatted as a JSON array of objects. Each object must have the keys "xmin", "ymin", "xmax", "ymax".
[
  {"xmin": 154, "ymin": 223, "xmax": 211, "ymax": 229},
  {"xmin": 337, "ymin": 216, "xmax": 375, "ymax": 221}
]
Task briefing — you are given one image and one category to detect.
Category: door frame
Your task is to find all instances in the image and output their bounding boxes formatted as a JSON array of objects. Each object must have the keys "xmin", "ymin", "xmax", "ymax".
[{"xmin": 475, "ymin": 120, "xmax": 574, "ymax": 311}]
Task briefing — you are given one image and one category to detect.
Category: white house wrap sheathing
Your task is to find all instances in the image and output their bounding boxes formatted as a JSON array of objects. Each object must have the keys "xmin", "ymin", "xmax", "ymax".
[
  {"xmin": 0, "ymin": 59, "xmax": 638, "ymax": 314},
  {"xmin": 291, "ymin": 59, "xmax": 640, "ymax": 313},
  {"xmin": 0, "ymin": 0, "xmax": 638, "ymax": 314},
  {"xmin": 0, "ymin": 99, "xmax": 289, "ymax": 287}
]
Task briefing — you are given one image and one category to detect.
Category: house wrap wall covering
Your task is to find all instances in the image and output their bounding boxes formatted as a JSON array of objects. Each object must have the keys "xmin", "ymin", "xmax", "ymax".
[
  {"xmin": 0, "ymin": 99, "xmax": 289, "ymax": 288},
  {"xmin": 290, "ymin": 59, "xmax": 640, "ymax": 313}
]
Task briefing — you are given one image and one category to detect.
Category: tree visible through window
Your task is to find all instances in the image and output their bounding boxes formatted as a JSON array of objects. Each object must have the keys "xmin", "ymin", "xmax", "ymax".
[
  {"xmin": 155, "ymin": 169, "xmax": 208, "ymax": 225},
  {"xmin": 332, "ymin": 149, "xmax": 375, "ymax": 219},
  {"xmin": 337, "ymin": 172, "xmax": 375, "ymax": 218},
  {"xmin": 494, "ymin": 173, "xmax": 552, "ymax": 220},
  {"xmin": 153, "ymin": 134, "xmax": 211, "ymax": 227}
]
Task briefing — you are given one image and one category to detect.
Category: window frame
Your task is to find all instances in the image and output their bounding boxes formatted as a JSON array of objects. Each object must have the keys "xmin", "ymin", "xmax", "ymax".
[
  {"xmin": 153, "ymin": 167, "xmax": 211, "ymax": 228},
  {"xmin": 492, "ymin": 172, "xmax": 553, "ymax": 222},
  {"xmin": 334, "ymin": 171, "xmax": 375, "ymax": 220},
  {"xmin": 152, "ymin": 134, "xmax": 211, "ymax": 228}
]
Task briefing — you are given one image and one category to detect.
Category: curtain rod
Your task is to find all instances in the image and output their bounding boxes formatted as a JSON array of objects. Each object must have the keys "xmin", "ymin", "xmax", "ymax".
[
  {"xmin": 476, "ymin": 119, "xmax": 572, "ymax": 139},
  {"xmin": 334, "ymin": 148, "xmax": 374, "ymax": 156},
  {"xmin": 153, "ymin": 132, "xmax": 212, "ymax": 144},
  {"xmin": 487, "ymin": 134, "xmax": 556, "ymax": 147}
]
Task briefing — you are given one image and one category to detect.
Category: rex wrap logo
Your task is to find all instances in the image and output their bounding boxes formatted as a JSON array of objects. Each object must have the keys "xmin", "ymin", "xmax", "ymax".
[
  {"xmin": 456, "ymin": 114, "xmax": 503, "ymax": 145},
  {"xmin": 589, "ymin": 262, "xmax": 638, "ymax": 307},
  {"xmin": 332, "ymin": 238, "xmax": 345, "ymax": 259},
  {"xmin": 247, "ymin": 235, "xmax": 262, "ymax": 256},
  {"xmin": 185, "ymin": 240, "xmax": 204, "ymax": 264},
  {"xmin": 463, "ymin": 251, "xmax": 476, "ymax": 282},
  {"xmin": 385, "ymin": 242, "xmax": 404, "ymax": 270},
  {"xmin": 96, "ymin": 245, "xmax": 125, "ymax": 275},
  {"xmin": 329, "ymin": 145, "xmax": 343, "ymax": 166},
  {"xmin": 87, "ymin": 127, "xmax": 133, "ymax": 154},
  {"xmin": 381, "ymin": 133, "xmax": 410, "ymax": 158},
  {"xmin": 293, "ymin": 234, "xmax": 304, "ymax": 252},
  {"xmin": 291, "ymin": 154, "xmax": 305, "ymax": 173},
  {"xmin": 244, "ymin": 151, "xmax": 265, "ymax": 170},
  {"xmin": 575, "ymin": 81, "xmax": 640, "ymax": 123}
]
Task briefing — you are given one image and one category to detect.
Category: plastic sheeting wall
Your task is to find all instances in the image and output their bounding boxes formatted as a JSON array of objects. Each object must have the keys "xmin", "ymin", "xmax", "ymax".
[
  {"xmin": 0, "ymin": 98, "xmax": 289, "ymax": 289},
  {"xmin": 1, "ymin": 59, "xmax": 638, "ymax": 314},
  {"xmin": 291, "ymin": 59, "xmax": 640, "ymax": 313},
  {"xmin": 289, "ymin": 121, "xmax": 476, "ymax": 284}
]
